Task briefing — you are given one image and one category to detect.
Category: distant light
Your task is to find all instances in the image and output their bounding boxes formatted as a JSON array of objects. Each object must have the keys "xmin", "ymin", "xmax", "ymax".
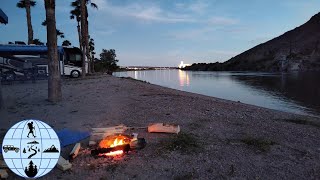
[{"xmin": 178, "ymin": 61, "xmax": 190, "ymax": 68}]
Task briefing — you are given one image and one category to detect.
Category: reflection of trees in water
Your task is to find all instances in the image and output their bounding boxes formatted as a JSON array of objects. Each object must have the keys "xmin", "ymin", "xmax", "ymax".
[{"xmin": 231, "ymin": 72, "xmax": 320, "ymax": 115}]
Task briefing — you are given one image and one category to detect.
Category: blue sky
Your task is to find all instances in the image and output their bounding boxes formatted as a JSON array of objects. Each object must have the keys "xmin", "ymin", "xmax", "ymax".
[{"xmin": 1, "ymin": 0, "xmax": 320, "ymax": 66}]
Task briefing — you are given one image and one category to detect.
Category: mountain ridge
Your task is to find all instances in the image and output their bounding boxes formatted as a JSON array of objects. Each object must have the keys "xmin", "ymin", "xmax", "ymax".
[{"xmin": 185, "ymin": 12, "xmax": 320, "ymax": 72}]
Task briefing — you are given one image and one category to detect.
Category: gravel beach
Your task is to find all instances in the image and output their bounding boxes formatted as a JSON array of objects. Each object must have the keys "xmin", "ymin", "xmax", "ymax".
[{"xmin": 0, "ymin": 75, "xmax": 320, "ymax": 179}]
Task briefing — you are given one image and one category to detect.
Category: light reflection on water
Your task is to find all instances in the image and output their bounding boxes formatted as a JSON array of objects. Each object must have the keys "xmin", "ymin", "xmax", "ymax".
[
  {"xmin": 179, "ymin": 70, "xmax": 190, "ymax": 87},
  {"xmin": 114, "ymin": 70, "xmax": 320, "ymax": 117}
]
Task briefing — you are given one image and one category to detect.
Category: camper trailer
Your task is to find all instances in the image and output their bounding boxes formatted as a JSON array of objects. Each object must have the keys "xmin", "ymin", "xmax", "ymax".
[{"xmin": 0, "ymin": 45, "xmax": 87, "ymax": 81}]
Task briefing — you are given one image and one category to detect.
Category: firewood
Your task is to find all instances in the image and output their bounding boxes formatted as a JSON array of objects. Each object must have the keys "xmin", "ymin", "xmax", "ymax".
[
  {"xmin": 89, "ymin": 140, "xmax": 97, "ymax": 146},
  {"xmin": 90, "ymin": 132, "xmax": 126, "ymax": 143},
  {"xmin": 130, "ymin": 138, "xmax": 146, "ymax": 150},
  {"xmin": 89, "ymin": 134, "xmax": 108, "ymax": 142},
  {"xmin": 57, "ymin": 156, "xmax": 72, "ymax": 171},
  {"xmin": 0, "ymin": 169, "xmax": 8, "ymax": 179},
  {"xmin": 132, "ymin": 133, "xmax": 138, "ymax": 140},
  {"xmin": 90, "ymin": 125, "xmax": 127, "ymax": 143},
  {"xmin": 91, "ymin": 131, "xmax": 124, "ymax": 137},
  {"xmin": 148, "ymin": 123, "xmax": 180, "ymax": 134},
  {"xmin": 69, "ymin": 143, "xmax": 81, "ymax": 160},
  {"xmin": 92, "ymin": 125, "xmax": 126, "ymax": 133}
]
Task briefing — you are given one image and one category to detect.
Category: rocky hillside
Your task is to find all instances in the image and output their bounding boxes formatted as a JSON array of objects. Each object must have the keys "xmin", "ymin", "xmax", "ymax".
[
  {"xmin": 185, "ymin": 12, "xmax": 320, "ymax": 72},
  {"xmin": 225, "ymin": 12, "xmax": 320, "ymax": 71}
]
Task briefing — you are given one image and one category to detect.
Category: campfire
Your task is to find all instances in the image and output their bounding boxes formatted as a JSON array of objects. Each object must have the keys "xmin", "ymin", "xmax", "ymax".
[
  {"xmin": 54, "ymin": 124, "xmax": 179, "ymax": 172},
  {"xmin": 98, "ymin": 135, "xmax": 131, "ymax": 156},
  {"xmin": 91, "ymin": 134, "xmax": 146, "ymax": 157},
  {"xmin": 89, "ymin": 123, "xmax": 179, "ymax": 157}
]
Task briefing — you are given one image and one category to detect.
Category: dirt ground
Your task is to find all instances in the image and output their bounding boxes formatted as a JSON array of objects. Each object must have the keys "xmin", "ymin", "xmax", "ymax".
[{"xmin": 0, "ymin": 75, "xmax": 320, "ymax": 179}]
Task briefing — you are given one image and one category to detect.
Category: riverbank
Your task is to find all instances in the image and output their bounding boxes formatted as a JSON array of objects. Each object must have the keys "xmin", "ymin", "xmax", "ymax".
[{"xmin": 1, "ymin": 75, "xmax": 320, "ymax": 179}]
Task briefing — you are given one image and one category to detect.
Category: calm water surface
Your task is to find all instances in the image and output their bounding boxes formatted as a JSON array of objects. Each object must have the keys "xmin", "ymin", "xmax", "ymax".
[{"xmin": 114, "ymin": 70, "xmax": 320, "ymax": 117}]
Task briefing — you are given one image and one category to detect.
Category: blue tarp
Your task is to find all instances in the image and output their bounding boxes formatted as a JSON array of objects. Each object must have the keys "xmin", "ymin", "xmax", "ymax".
[
  {"xmin": 0, "ymin": 45, "xmax": 64, "ymax": 55},
  {"xmin": 0, "ymin": 9, "xmax": 8, "ymax": 24},
  {"xmin": 56, "ymin": 128, "xmax": 90, "ymax": 147}
]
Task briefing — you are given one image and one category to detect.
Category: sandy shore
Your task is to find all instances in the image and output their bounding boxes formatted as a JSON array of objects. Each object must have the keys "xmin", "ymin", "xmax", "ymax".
[{"xmin": 0, "ymin": 75, "xmax": 320, "ymax": 179}]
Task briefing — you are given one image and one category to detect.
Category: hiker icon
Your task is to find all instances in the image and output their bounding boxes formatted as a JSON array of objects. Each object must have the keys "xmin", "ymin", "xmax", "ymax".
[{"xmin": 27, "ymin": 122, "xmax": 36, "ymax": 138}]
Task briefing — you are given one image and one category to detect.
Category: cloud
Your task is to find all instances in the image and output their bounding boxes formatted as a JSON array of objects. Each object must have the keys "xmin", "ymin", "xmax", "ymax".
[
  {"xmin": 175, "ymin": 1, "xmax": 209, "ymax": 14},
  {"xmin": 95, "ymin": 29, "xmax": 115, "ymax": 36},
  {"xmin": 188, "ymin": 1, "xmax": 209, "ymax": 14},
  {"xmin": 167, "ymin": 27, "xmax": 218, "ymax": 40},
  {"xmin": 207, "ymin": 17, "xmax": 237, "ymax": 25},
  {"xmin": 167, "ymin": 16, "xmax": 239, "ymax": 40},
  {"xmin": 90, "ymin": 0, "xmax": 238, "ymax": 27},
  {"xmin": 91, "ymin": 0, "xmax": 195, "ymax": 23}
]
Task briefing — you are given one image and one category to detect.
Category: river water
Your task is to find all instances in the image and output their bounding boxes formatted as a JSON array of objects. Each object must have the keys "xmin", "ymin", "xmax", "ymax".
[{"xmin": 114, "ymin": 70, "xmax": 320, "ymax": 117}]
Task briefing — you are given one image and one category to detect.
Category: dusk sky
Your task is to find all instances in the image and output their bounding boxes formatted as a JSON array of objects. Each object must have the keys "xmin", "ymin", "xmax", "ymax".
[{"xmin": 1, "ymin": 0, "xmax": 320, "ymax": 67}]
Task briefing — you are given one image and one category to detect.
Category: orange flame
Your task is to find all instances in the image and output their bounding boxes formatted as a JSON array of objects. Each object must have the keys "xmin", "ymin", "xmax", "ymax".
[
  {"xmin": 104, "ymin": 150, "xmax": 123, "ymax": 156},
  {"xmin": 100, "ymin": 137, "xmax": 129, "ymax": 156},
  {"xmin": 110, "ymin": 138, "xmax": 124, "ymax": 147}
]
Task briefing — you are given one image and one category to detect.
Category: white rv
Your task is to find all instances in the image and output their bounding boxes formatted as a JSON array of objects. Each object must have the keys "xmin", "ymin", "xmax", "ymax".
[{"xmin": 0, "ymin": 45, "xmax": 87, "ymax": 80}]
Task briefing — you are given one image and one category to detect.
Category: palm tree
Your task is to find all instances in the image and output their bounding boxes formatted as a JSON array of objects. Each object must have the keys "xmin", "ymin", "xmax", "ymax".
[
  {"xmin": 71, "ymin": 0, "xmax": 97, "ymax": 75},
  {"xmin": 56, "ymin": 29, "xmax": 65, "ymax": 39},
  {"xmin": 89, "ymin": 37, "xmax": 96, "ymax": 72},
  {"xmin": 70, "ymin": 1, "xmax": 81, "ymax": 49},
  {"xmin": 44, "ymin": 0, "xmax": 62, "ymax": 102},
  {"xmin": 62, "ymin": 40, "xmax": 72, "ymax": 46},
  {"xmin": 70, "ymin": 0, "xmax": 97, "ymax": 47},
  {"xmin": 80, "ymin": 0, "xmax": 87, "ymax": 77},
  {"xmin": 42, "ymin": 20, "xmax": 65, "ymax": 39},
  {"xmin": 0, "ymin": 13, "xmax": 8, "ymax": 109},
  {"xmin": 32, "ymin": 39, "xmax": 44, "ymax": 45},
  {"xmin": 84, "ymin": 2, "xmax": 97, "ymax": 74},
  {"xmin": 17, "ymin": 0, "xmax": 36, "ymax": 44}
]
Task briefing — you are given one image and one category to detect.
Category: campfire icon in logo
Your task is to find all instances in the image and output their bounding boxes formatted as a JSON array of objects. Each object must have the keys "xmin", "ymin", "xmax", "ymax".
[{"xmin": 2, "ymin": 119, "xmax": 60, "ymax": 178}]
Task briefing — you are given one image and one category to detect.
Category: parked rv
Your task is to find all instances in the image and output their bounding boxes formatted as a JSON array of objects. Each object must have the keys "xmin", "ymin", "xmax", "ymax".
[{"xmin": 0, "ymin": 45, "xmax": 87, "ymax": 82}]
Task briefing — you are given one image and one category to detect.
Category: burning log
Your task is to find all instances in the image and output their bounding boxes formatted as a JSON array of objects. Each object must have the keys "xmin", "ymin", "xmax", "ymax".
[
  {"xmin": 91, "ymin": 137, "xmax": 147, "ymax": 157},
  {"xmin": 91, "ymin": 144, "xmax": 130, "ymax": 156}
]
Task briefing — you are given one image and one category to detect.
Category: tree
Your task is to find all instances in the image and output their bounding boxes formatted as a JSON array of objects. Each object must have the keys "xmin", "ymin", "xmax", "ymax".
[
  {"xmin": 70, "ymin": 1, "xmax": 82, "ymax": 49},
  {"xmin": 96, "ymin": 49, "xmax": 119, "ymax": 74},
  {"xmin": 44, "ymin": 0, "xmax": 62, "ymax": 102},
  {"xmin": 70, "ymin": 0, "xmax": 97, "ymax": 75},
  {"xmin": 62, "ymin": 40, "xmax": 72, "ymax": 46},
  {"xmin": 56, "ymin": 29, "xmax": 65, "ymax": 39},
  {"xmin": 17, "ymin": 0, "xmax": 36, "ymax": 44},
  {"xmin": 88, "ymin": 37, "xmax": 95, "ymax": 72},
  {"xmin": 42, "ymin": 20, "xmax": 65, "ymax": 39},
  {"xmin": 80, "ymin": 0, "xmax": 87, "ymax": 77},
  {"xmin": 32, "ymin": 39, "xmax": 44, "ymax": 45},
  {"xmin": 84, "ymin": 2, "xmax": 97, "ymax": 74}
]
